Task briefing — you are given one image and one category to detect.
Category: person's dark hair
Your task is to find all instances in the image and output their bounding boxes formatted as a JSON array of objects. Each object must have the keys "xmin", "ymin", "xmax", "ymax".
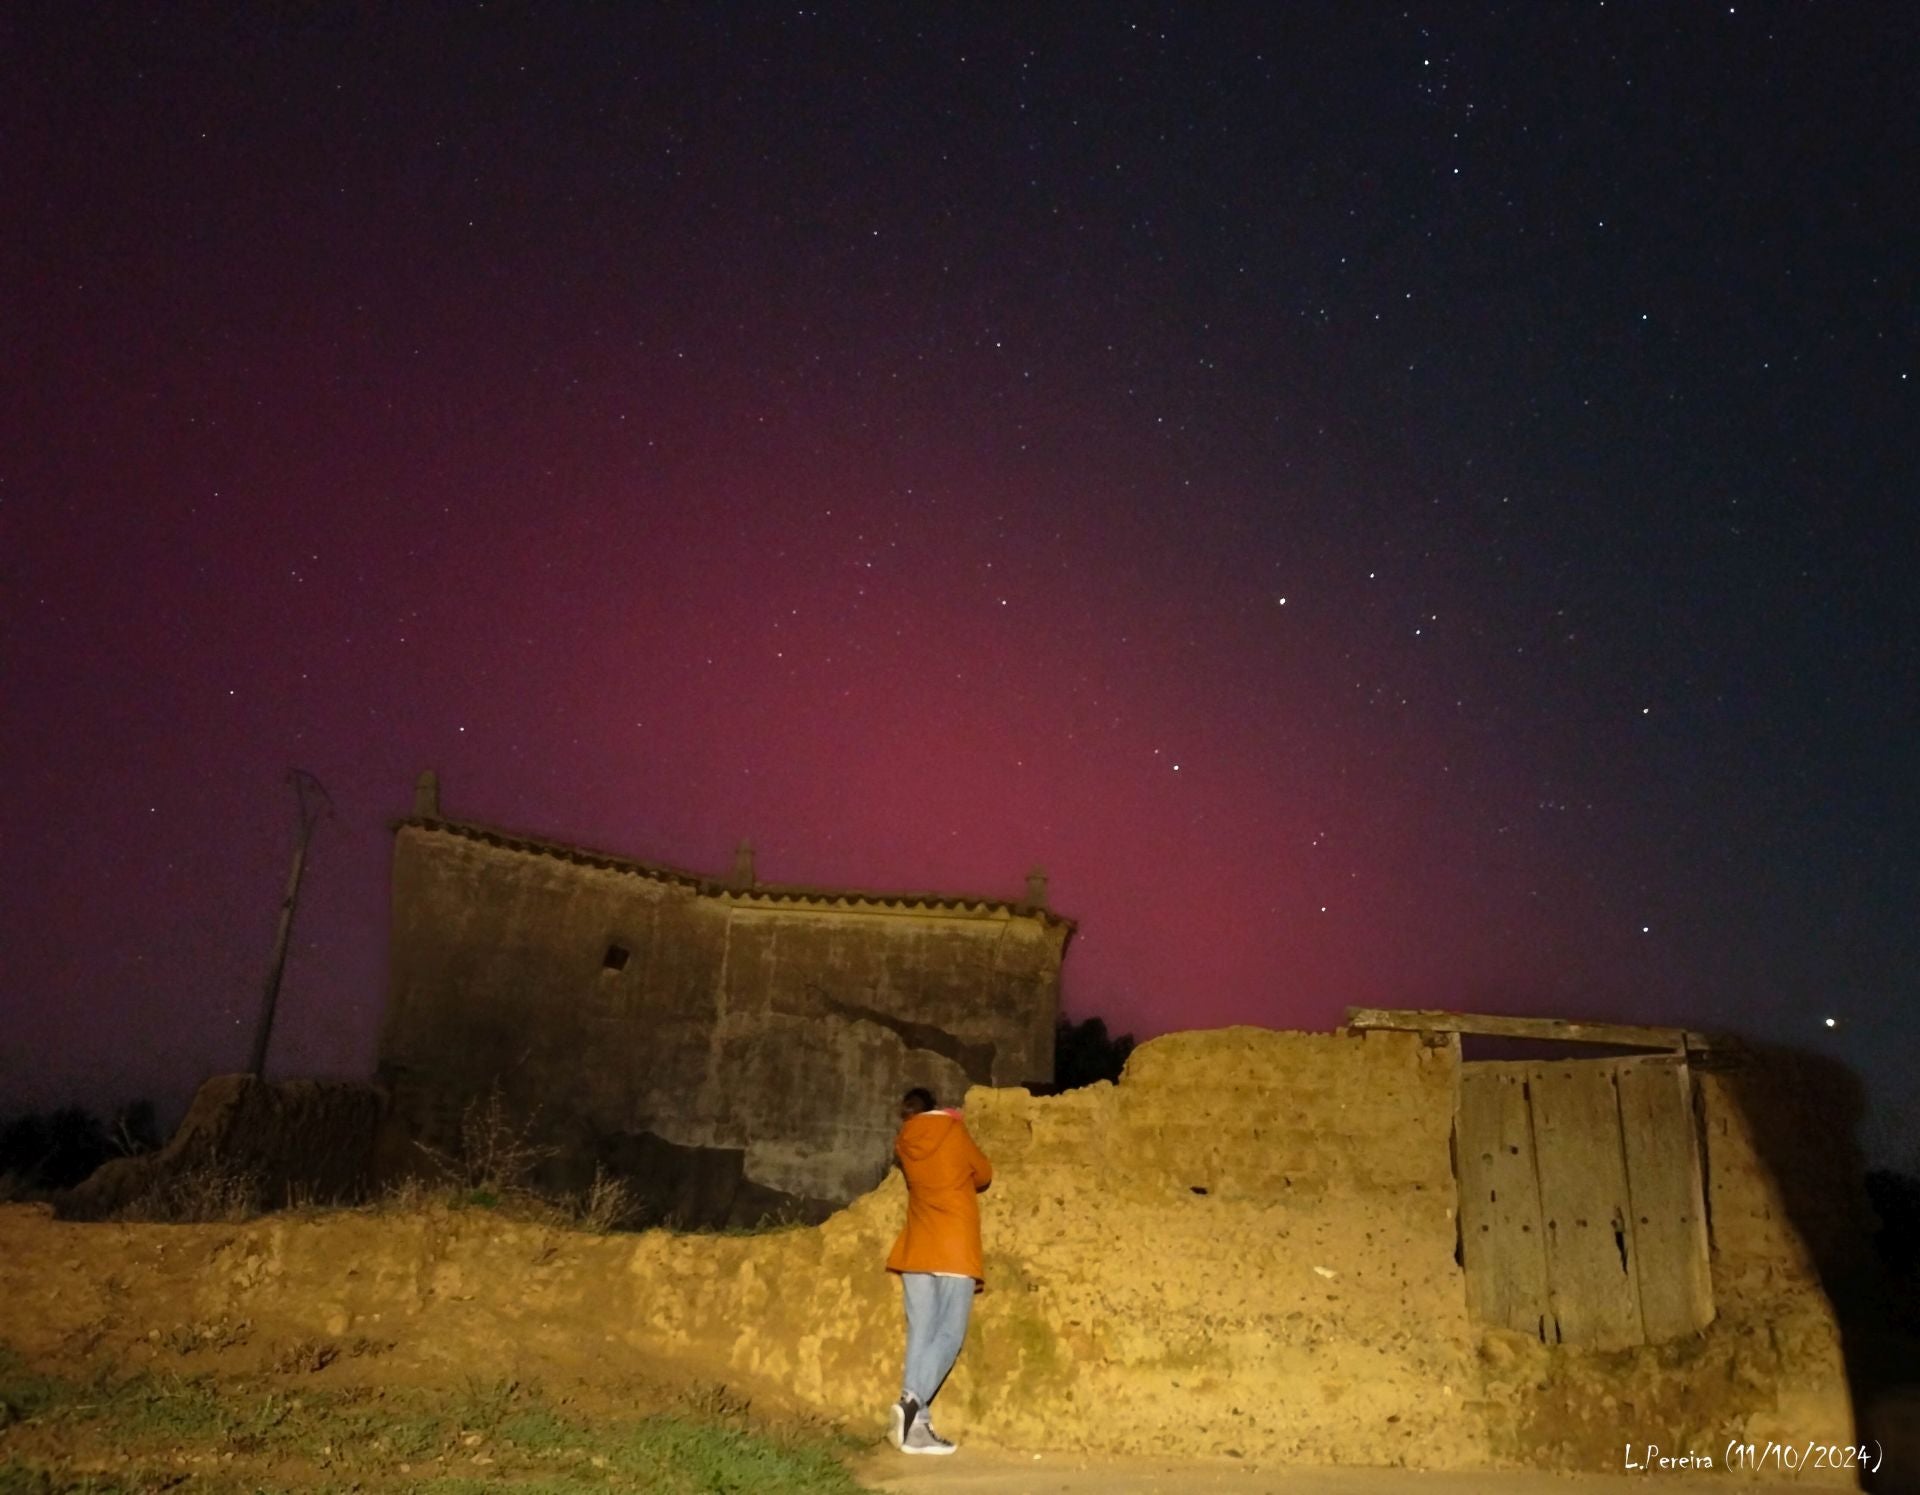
[{"xmin": 901, "ymin": 1087, "xmax": 936, "ymax": 1114}]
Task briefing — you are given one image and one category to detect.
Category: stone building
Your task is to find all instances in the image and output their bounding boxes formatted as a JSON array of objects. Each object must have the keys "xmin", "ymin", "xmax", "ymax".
[{"xmin": 375, "ymin": 773, "xmax": 1072, "ymax": 1224}]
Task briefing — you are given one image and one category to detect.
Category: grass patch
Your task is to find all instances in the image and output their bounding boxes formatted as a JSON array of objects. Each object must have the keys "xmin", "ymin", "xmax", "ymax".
[
  {"xmin": 494, "ymin": 1402, "xmax": 584, "ymax": 1452},
  {"xmin": 605, "ymin": 1416, "xmax": 867, "ymax": 1492},
  {"xmin": 452, "ymin": 1372, "xmax": 526, "ymax": 1432},
  {"xmin": 416, "ymin": 1483, "xmax": 617, "ymax": 1495},
  {"xmin": 0, "ymin": 1342, "xmax": 867, "ymax": 1493},
  {"xmin": 0, "ymin": 1348, "xmax": 70, "ymax": 1430},
  {"xmin": 0, "ymin": 1459, "xmax": 234, "ymax": 1495},
  {"xmin": 376, "ymin": 1403, "xmax": 448, "ymax": 1459},
  {"xmin": 0, "ymin": 1463, "xmax": 155, "ymax": 1495},
  {"xmin": 96, "ymin": 1370, "xmax": 230, "ymax": 1443}
]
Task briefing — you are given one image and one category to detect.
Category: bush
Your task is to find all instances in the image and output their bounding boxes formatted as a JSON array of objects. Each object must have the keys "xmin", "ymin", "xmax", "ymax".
[
  {"xmin": 113, "ymin": 1157, "xmax": 263, "ymax": 1224},
  {"xmin": 573, "ymin": 1166, "xmax": 639, "ymax": 1233},
  {"xmin": 413, "ymin": 1083, "xmax": 556, "ymax": 1202}
]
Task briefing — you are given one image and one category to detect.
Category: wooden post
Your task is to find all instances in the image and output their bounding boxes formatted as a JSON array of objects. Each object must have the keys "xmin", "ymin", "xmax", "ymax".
[{"xmin": 248, "ymin": 770, "xmax": 330, "ymax": 1078}]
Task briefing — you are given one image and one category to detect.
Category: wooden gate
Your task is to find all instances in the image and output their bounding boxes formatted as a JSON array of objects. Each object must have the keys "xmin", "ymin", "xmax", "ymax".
[{"xmin": 1455, "ymin": 1054, "xmax": 1713, "ymax": 1348}]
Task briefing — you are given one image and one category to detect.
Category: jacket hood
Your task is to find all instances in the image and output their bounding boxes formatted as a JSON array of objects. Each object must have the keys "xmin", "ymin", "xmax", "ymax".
[{"xmin": 896, "ymin": 1109, "xmax": 960, "ymax": 1163}]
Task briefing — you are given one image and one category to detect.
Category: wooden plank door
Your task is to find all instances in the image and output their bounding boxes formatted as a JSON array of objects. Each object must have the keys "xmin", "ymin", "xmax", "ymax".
[
  {"xmin": 1455, "ymin": 1055, "xmax": 1713, "ymax": 1348},
  {"xmin": 1456, "ymin": 1066, "xmax": 1553, "ymax": 1337},
  {"xmin": 1528, "ymin": 1063, "xmax": 1645, "ymax": 1349},
  {"xmin": 1617, "ymin": 1055, "xmax": 1714, "ymax": 1340}
]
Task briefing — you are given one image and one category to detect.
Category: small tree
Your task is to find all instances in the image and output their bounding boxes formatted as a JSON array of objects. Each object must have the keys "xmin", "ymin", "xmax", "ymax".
[
  {"xmin": 110, "ymin": 1099, "xmax": 163, "ymax": 1158},
  {"xmin": 414, "ymin": 1082, "xmax": 557, "ymax": 1203}
]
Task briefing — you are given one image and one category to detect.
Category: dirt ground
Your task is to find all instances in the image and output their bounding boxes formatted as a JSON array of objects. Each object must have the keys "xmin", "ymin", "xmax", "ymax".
[{"xmin": 852, "ymin": 1447, "xmax": 1826, "ymax": 1494}]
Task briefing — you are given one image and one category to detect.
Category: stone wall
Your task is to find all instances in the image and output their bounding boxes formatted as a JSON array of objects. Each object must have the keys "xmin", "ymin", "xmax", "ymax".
[{"xmin": 377, "ymin": 820, "xmax": 1067, "ymax": 1223}]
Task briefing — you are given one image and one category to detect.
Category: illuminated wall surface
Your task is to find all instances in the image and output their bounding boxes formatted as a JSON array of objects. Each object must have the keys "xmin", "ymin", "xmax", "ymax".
[
  {"xmin": 2, "ymin": 1028, "xmax": 1881, "ymax": 1474},
  {"xmin": 377, "ymin": 811, "xmax": 1067, "ymax": 1222}
]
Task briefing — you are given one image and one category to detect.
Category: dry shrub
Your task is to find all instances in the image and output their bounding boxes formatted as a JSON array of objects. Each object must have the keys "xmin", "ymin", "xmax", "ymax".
[
  {"xmin": 114, "ymin": 1156, "xmax": 263, "ymax": 1223},
  {"xmin": 412, "ymin": 1083, "xmax": 556, "ymax": 1204},
  {"xmin": 395, "ymin": 1094, "xmax": 646, "ymax": 1235},
  {"xmin": 573, "ymin": 1166, "xmax": 639, "ymax": 1233}
]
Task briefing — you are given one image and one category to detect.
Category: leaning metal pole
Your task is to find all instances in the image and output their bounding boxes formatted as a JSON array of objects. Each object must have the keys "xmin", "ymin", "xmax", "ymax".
[{"xmin": 248, "ymin": 769, "xmax": 331, "ymax": 1078}]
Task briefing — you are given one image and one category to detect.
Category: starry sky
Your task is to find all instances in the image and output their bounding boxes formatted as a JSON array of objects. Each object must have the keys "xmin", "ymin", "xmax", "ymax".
[{"xmin": 5, "ymin": 5, "xmax": 1916, "ymax": 1166}]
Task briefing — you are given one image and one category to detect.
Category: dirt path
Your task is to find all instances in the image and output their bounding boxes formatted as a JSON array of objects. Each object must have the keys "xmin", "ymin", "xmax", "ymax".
[{"xmin": 853, "ymin": 1448, "xmax": 1825, "ymax": 1494}]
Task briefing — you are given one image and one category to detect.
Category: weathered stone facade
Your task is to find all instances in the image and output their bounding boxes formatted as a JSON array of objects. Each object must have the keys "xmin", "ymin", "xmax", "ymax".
[{"xmin": 375, "ymin": 776, "xmax": 1070, "ymax": 1223}]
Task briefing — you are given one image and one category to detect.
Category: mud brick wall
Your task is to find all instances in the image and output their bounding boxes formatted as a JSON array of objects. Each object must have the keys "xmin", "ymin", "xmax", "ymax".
[
  {"xmin": 58, "ymin": 1076, "xmax": 384, "ymax": 1220},
  {"xmin": 2, "ymin": 1025, "xmax": 1867, "ymax": 1479},
  {"xmin": 610, "ymin": 1027, "xmax": 1493, "ymax": 1469},
  {"xmin": 950, "ymin": 1026, "xmax": 1483, "ymax": 1465}
]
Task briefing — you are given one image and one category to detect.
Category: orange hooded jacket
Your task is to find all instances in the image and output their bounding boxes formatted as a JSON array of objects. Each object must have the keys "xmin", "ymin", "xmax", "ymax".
[{"xmin": 885, "ymin": 1108, "xmax": 993, "ymax": 1285}]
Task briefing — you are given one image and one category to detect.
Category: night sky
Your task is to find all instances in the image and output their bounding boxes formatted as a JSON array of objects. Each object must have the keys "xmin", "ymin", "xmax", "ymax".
[{"xmin": 6, "ymin": 6, "xmax": 1916, "ymax": 1166}]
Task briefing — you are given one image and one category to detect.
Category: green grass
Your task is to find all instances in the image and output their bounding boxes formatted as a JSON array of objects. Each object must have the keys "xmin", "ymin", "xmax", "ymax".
[
  {"xmin": 99, "ymin": 1370, "xmax": 231, "ymax": 1442},
  {"xmin": 418, "ymin": 1483, "xmax": 624, "ymax": 1495},
  {"xmin": 408, "ymin": 1417, "xmax": 866, "ymax": 1494},
  {"xmin": 603, "ymin": 1417, "xmax": 866, "ymax": 1493},
  {"xmin": 0, "ymin": 1348, "xmax": 68, "ymax": 1431},
  {"xmin": 0, "ymin": 1463, "xmax": 205, "ymax": 1495},
  {"xmin": 454, "ymin": 1372, "xmax": 526, "ymax": 1430},
  {"xmin": 493, "ymin": 1403, "xmax": 583, "ymax": 1451},
  {"xmin": 377, "ymin": 1404, "xmax": 449, "ymax": 1458},
  {"xmin": 0, "ymin": 1343, "xmax": 869, "ymax": 1493}
]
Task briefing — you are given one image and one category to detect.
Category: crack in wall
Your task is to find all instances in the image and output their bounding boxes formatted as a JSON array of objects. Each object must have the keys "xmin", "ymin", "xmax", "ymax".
[{"xmin": 822, "ymin": 994, "xmax": 997, "ymax": 1084}]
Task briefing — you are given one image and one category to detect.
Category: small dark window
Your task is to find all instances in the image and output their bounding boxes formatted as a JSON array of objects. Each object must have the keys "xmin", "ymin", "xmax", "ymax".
[{"xmin": 602, "ymin": 944, "xmax": 629, "ymax": 972}]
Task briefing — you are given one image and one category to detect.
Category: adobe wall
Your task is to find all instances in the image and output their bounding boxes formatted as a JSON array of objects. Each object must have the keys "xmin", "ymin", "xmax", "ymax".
[
  {"xmin": 625, "ymin": 1027, "xmax": 1857, "ymax": 1474},
  {"xmin": 0, "ymin": 1026, "xmax": 1864, "ymax": 1478},
  {"xmin": 57, "ymin": 1076, "xmax": 384, "ymax": 1221},
  {"xmin": 944, "ymin": 1025, "xmax": 1483, "ymax": 1464},
  {"xmin": 378, "ymin": 1025, "xmax": 1487, "ymax": 1467},
  {"xmin": 378, "ymin": 823, "xmax": 1064, "ymax": 1221}
]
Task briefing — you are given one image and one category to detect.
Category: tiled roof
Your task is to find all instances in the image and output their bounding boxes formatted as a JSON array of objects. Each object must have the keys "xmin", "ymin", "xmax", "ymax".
[{"xmin": 395, "ymin": 816, "xmax": 1075, "ymax": 930}]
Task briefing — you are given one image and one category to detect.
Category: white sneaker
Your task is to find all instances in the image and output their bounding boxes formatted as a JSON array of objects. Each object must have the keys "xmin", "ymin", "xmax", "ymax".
[
  {"xmin": 902, "ymin": 1419, "xmax": 957, "ymax": 1456},
  {"xmin": 888, "ymin": 1396, "xmax": 918, "ymax": 1450}
]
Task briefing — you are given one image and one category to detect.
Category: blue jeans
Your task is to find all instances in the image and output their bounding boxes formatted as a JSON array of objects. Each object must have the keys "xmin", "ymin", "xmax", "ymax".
[{"xmin": 899, "ymin": 1272, "xmax": 973, "ymax": 1411}]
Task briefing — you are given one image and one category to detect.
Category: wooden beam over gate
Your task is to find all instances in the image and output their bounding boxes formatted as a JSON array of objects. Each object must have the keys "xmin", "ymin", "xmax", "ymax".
[{"xmin": 1346, "ymin": 1006, "xmax": 1712, "ymax": 1054}]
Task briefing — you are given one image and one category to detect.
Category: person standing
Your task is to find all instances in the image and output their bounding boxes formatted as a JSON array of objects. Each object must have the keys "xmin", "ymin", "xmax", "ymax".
[{"xmin": 885, "ymin": 1086, "xmax": 993, "ymax": 1455}]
